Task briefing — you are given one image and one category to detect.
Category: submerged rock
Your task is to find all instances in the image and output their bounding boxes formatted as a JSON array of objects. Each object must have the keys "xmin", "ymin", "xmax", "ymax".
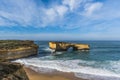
[
  {"xmin": 49, "ymin": 41, "xmax": 89, "ymax": 52},
  {"xmin": 0, "ymin": 40, "xmax": 38, "ymax": 60},
  {"xmin": 0, "ymin": 62, "xmax": 29, "ymax": 80}
]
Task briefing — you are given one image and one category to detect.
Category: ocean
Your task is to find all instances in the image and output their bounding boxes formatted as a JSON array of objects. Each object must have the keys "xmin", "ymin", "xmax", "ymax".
[{"xmin": 14, "ymin": 41, "xmax": 120, "ymax": 80}]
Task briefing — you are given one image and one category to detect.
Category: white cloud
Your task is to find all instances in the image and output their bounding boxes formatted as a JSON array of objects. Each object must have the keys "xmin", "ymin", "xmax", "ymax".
[
  {"xmin": 89, "ymin": 0, "xmax": 120, "ymax": 20},
  {"xmin": 0, "ymin": 0, "xmax": 71, "ymax": 27},
  {"xmin": 1, "ymin": 0, "xmax": 120, "ymax": 40},
  {"xmin": 0, "ymin": 0, "xmax": 38, "ymax": 26},
  {"xmin": 40, "ymin": 5, "xmax": 68, "ymax": 27},
  {"xmin": 84, "ymin": 2, "xmax": 103, "ymax": 16},
  {"xmin": 0, "ymin": 0, "xmax": 119, "ymax": 30},
  {"xmin": 0, "ymin": 0, "xmax": 103, "ymax": 27},
  {"xmin": 62, "ymin": 0, "xmax": 82, "ymax": 11},
  {"xmin": 55, "ymin": 5, "xmax": 68, "ymax": 17},
  {"xmin": 44, "ymin": 8, "xmax": 57, "ymax": 22}
]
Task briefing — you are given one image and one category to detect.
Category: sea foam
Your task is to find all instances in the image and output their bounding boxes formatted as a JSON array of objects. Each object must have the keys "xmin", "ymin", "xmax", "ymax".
[{"xmin": 14, "ymin": 57, "xmax": 120, "ymax": 80}]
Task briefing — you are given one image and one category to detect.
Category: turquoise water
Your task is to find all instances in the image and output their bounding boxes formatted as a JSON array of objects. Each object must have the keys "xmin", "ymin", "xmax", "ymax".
[{"xmin": 15, "ymin": 41, "xmax": 120, "ymax": 80}]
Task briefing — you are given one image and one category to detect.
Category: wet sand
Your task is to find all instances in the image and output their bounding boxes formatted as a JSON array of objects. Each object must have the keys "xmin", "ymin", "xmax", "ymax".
[{"xmin": 24, "ymin": 67, "xmax": 86, "ymax": 80}]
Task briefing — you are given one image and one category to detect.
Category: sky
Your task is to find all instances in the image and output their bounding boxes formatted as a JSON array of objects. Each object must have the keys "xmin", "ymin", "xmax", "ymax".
[{"xmin": 0, "ymin": 0, "xmax": 120, "ymax": 40}]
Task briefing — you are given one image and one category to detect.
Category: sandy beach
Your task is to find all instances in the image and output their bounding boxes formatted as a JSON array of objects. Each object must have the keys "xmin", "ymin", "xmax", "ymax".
[{"xmin": 24, "ymin": 67, "xmax": 86, "ymax": 80}]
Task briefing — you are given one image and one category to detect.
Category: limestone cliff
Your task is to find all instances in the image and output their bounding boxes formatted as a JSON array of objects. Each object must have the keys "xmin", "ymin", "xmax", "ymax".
[
  {"xmin": 0, "ymin": 40, "xmax": 39, "ymax": 80},
  {"xmin": 0, "ymin": 62, "xmax": 29, "ymax": 80},
  {"xmin": 49, "ymin": 42, "xmax": 89, "ymax": 51},
  {"xmin": 0, "ymin": 40, "xmax": 38, "ymax": 60}
]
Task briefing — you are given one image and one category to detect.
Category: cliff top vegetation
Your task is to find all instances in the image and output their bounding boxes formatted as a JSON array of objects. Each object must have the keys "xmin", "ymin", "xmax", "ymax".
[{"xmin": 0, "ymin": 40, "xmax": 37, "ymax": 50}]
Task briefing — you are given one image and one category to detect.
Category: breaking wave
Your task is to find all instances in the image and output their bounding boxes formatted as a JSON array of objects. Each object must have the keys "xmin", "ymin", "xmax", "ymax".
[{"xmin": 14, "ymin": 57, "xmax": 120, "ymax": 80}]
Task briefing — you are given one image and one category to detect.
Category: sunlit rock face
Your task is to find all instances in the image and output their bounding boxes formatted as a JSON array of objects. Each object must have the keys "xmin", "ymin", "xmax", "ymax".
[
  {"xmin": 49, "ymin": 42, "xmax": 89, "ymax": 52},
  {"xmin": 0, "ymin": 40, "xmax": 38, "ymax": 60}
]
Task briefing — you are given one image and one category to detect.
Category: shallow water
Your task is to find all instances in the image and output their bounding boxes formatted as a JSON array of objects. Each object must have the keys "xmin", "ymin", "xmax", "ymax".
[{"xmin": 14, "ymin": 41, "xmax": 120, "ymax": 80}]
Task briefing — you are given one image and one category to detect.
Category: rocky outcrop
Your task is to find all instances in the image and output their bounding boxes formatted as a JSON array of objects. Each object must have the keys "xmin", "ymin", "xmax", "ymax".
[
  {"xmin": 0, "ymin": 62, "xmax": 29, "ymax": 80},
  {"xmin": 0, "ymin": 40, "xmax": 38, "ymax": 60},
  {"xmin": 49, "ymin": 42, "xmax": 89, "ymax": 51},
  {"xmin": 0, "ymin": 40, "xmax": 39, "ymax": 80}
]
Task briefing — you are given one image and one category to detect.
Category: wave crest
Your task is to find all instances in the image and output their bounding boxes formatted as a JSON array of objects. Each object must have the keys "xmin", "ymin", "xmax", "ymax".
[{"xmin": 14, "ymin": 58, "xmax": 120, "ymax": 80}]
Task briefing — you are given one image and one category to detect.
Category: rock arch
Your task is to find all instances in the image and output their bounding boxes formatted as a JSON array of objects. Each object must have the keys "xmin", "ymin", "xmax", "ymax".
[{"xmin": 49, "ymin": 42, "xmax": 89, "ymax": 52}]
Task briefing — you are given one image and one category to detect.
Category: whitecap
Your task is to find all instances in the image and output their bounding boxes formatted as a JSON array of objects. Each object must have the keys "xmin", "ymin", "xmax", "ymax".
[{"xmin": 14, "ymin": 58, "xmax": 120, "ymax": 80}]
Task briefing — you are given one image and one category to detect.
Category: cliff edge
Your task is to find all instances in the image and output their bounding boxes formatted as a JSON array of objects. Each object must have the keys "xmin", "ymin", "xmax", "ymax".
[
  {"xmin": 0, "ymin": 40, "xmax": 38, "ymax": 60},
  {"xmin": 0, "ymin": 40, "xmax": 39, "ymax": 80}
]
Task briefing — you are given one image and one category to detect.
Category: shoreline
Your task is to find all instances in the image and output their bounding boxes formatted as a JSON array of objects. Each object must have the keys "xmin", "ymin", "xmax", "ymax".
[{"xmin": 24, "ymin": 67, "xmax": 86, "ymax": 80}]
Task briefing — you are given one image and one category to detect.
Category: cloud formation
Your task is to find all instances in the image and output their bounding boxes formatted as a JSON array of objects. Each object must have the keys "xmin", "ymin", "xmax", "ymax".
[
  {"xmin": 0, "ymin": 0, "xmax": 104, "ymax": 28},
  {"xmin": 84, "ymin": 2, "xmax": 103, "ymax": 16},
  {"xmin": 1, "ymin": 0, "xmax": 120, "ymax": 40}
]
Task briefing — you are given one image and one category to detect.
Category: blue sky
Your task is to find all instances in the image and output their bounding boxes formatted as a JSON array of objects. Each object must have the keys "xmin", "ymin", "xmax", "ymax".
[{"xmin": 0, "ymin": 0, "xmax": 120, "ymax": 40}]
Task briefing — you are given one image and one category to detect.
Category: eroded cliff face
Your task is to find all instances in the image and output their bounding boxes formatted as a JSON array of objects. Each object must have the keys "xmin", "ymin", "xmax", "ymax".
[
  {"xmin": 0, "ymin": 62, "xmax": 29, "ymax": 80},
  {"xmin": 0, "ymin": 40, "xmax": 39, "ymax": 80},
  {"xmin": 0, "ymin": 40, "xmax": 38, "ymax": 60},
  {"xmin": 49, "ymin": 42, "xmax": 89, "ymax": 51}
]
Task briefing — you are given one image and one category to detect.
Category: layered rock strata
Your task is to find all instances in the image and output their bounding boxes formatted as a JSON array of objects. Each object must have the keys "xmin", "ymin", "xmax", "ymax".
[
  {"xmin": 0, "ymin": 40, "xmax": 38, "ymax": 60},
  {"xmin": 49, "ymin": 42, "xmax": 89, "ymax": 51},
  {"xmin": 0, "ymin": 40, "xmax": 39, "ymax": 80}
]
